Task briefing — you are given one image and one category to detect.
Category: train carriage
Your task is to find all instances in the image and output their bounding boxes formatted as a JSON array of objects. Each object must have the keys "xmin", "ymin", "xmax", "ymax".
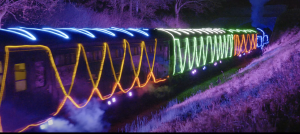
[{"xmin": 0, "ymin": 27, "xmax": 269, "ymax": 132}]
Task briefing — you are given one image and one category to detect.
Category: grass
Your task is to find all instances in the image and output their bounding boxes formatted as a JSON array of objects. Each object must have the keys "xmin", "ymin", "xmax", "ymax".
[
  {"xmin": 175, "ymin": 67, "xmax": 239, "ymax": 102},
  {"xmin": 150, "ymin": 27, "xmax": 300, "ymax": 132},
  {"xmin": 118, "ymin": 65, "xmax": 243, "ymax": 132},
  {"xmin": 119, "ymin": 26, "xmax": 300, "ymax": 132}
]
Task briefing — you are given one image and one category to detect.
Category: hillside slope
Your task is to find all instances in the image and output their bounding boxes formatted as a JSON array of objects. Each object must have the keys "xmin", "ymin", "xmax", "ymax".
[
  {"xmin": 151, "ymin": 27, "xmax": 300, "ymax": 132},
  {"xmin": 121, "ymin": 20, "xmax": 300, "ymax": 132}
]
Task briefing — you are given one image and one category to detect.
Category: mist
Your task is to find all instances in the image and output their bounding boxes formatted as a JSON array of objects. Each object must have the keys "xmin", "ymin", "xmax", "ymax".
[
  {"xmin": 44, "ymin": 98, "xmax": 110, "ymax": 132},
  {"xmin": 136, "ymin": 81, "xmax": 170, "ymax": 99},
  {"xmin": 249, "ymin": 0, "xmax": 270, "ymax": 28}
]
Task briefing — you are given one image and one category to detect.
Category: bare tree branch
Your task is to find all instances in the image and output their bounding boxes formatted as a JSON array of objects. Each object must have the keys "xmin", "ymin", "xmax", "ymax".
[{"xmin": 6, "ymin": 10, "xmax": 26, "ymax": 24}]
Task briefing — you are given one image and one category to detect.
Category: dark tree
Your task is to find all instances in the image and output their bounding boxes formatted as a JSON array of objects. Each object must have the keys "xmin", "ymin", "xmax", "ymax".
[
  {"xmin": 0, "ymin": 0, "xmax": 66, "ymax": 28},
  {"xmin": 167, "ymin": 0, "xmax": 221, "ymax": 27}
]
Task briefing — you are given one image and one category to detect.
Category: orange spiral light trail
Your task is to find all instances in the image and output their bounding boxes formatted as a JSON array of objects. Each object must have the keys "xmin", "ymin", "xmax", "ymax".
[
  {"xmin": 234, "ymin": 34, "xmax": 257, "ymax": 56},
  {"xmin": 0, "ymin": 39, "xmax": 167, "ymax": 132}
]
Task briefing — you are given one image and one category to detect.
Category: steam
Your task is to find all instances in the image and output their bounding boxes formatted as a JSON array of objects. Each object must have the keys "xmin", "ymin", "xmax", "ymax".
[
  {"xmin": 136, "ymin": 81, "xmax": 170, "ymax": 99},
  {"xmin": 44, "ymin": 98, "xmax": 110, "ymax": 132},
  {"xmin": 250, "ymin": 0, "xmax": 270, "ymax": 28}
]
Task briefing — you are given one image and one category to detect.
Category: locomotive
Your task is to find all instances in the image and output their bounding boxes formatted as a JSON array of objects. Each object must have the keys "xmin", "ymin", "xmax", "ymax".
[{"xmin": 0, "ymin": 27, "xmax": 269, "ymax": 132}]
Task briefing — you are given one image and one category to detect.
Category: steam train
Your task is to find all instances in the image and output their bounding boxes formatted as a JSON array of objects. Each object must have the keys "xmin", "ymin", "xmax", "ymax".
[{"xmin": 0, "ymin": 27, "xmax": 269, "ymax": 132}]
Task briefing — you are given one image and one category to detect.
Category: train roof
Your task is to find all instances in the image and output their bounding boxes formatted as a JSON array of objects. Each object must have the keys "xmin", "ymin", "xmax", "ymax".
[
  {"xmin": 154, "ymin": 28, "xmax": 258, "ymax": 39},
  {"xmin": 0, "ymin": 27, "xmax": 258, "ymax": 51}
]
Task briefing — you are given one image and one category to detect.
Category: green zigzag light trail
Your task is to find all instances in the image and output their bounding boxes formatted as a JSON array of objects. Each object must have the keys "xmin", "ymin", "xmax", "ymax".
[{"xmin": 173, "ymin": 34, "xmax": 234, "ymax": 75}]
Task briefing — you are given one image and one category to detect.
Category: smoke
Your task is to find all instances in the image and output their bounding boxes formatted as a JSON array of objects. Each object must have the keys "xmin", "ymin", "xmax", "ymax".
[
  {"xmin": 136, "ymin": 82, "xmax": 153, "ymax": 97},
  {"xmin": 135, "ymin": 81, "xmax": 170, "ymax": 99},
  {"xmin": 44, "ymin": 98, "xmax": 110, "ymax": 132},
  {"xmin": 250, "ymin": 0, "xmax": 270, "ymax": 28}
]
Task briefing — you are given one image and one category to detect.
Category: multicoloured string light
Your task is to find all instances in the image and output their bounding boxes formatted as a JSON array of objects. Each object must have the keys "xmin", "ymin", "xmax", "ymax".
[
  {"xmin": 156, "ymin": 28, "xmax": 257, "ymax": 75},
  {"xmin": 0, "ymin": 28, "xmax": 259, "ymax": 132}
]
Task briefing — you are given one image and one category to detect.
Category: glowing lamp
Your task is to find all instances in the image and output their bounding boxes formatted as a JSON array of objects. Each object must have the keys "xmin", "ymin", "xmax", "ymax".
[
  {"xmin": 243, "ymin": 53, "xmax": 245, "ymax": 55},
  {"xmin": 112, "ymin": 97, "xmax": 116, "ymax": 102},
  {"xmin": 107, "ymin": 101, "xmax": 111, "ymax": 105},
  {"xmin": 220, "ymin": 60, "xmax": 222, "ymax": 63},
  {"xmin": 128, "ymin": 92, "xmax": 132, "ymax": 97},
  {"xmin": 203, "ymin": 66, "xmax": 206, "ymax": 70},
  {"xmin": 239, "ymin": 54, "xmax": 242, "ymax": 57},
  {"xmin": 40, "ymin": 124, "xmax": 47, "ymax": 130},
  {"xmin": 214, "ymin": 62, "xmax": 217, "ymax": 66},
  {"xmin": 248, "ymin": 51, "xmax": 251, "ymax": 54},
  {"xmin": 48, "ymin": 119, "xmax": 53, "ymax": 126},
  {"xmin": 191, "ymin": 69, "xmax": 196, "ymax": 74}
]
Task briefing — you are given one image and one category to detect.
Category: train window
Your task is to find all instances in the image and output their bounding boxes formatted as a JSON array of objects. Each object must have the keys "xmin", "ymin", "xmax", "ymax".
[
  {"xmin": 0, "ymin": 61, "xmax": 2, "ymax": 73},
  {"xmin": 93, "ymin": 51, "xmax": 98, "ymax": 61},
  {"xmin": 148, "ymin": 46, "xmax": 151, "ymax": 53},
  {"xmin": 59, "ymin": 55, "xmax": 65, "ymax": 66},
  {"xmin": 115, "ymin": 49, "xmax": 119, "ymax": 58},
  {"xmin": 14, "ymin": 63, "xmax": 26, "ymax": 92},
  {"xmin": 71, "ymin": 53, "xmax": 76, "ymax": 64},
  {"xmin": 54, "ymin": 55, "xmax": 59, "ymax": 65},
  {"xmin": 134, "ymin": 47, "xmax": 137, "ymax": 55},
  {"xmin": 146, "ymin": 67, "xmax": 149, "ymax": 74},
  {"xmin": 86, "ymin": 52, "xmax": 93, "ymax": 61},
  {"xmin": 35, "ymin": 61, "xmax": 45, "ymax": 88},
  {"xmin": 138, "ymin": 46, "xmax": 141, "ymax": 54},
  {"xmin": 0, "ymin": 61, "xmax": 2, "ymax": 85},
  {"xmin": 98, "ymin": 50, "xmax": 102, "ymax": 60},
  {"xmin": 151, "ymin": 46, "xmax": 153, "ymax": 53},
  {"xmin": 65, "ymin": 54, "xmax": 70, "ymax": 65}
]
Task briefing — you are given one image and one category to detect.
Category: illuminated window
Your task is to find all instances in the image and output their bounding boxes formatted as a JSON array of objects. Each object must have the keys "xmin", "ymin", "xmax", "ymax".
[
  {"xmin": 14, "ymin": 63, "xmax": 27, "ymax": 92},
  {"xmin": 0, "ymin": 61, "xmax": 2, "ymax": 86}
]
